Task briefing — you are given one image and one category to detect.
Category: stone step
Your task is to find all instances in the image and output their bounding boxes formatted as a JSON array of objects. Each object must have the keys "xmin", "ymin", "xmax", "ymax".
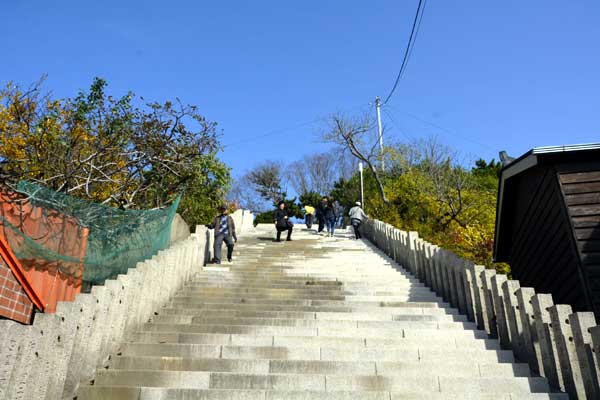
[
  {"xmin": 192, "ymin": 276, "xmax": 418, "ymax": 285},
  {"xmin": 181, "ymin": 286, "xmax": 435, "ymax": 296},
  {"xmin": 190, "ymin": 277, "xmax": 346, "ymax": 287},
  {"xmin": 274, "ymin": 336, "xmax": 500, "ymax": 350},
  {"xmin": 77, "ymin": 387, "xmax": 266, "ymax": 400},
  {"xmin": 78, "ymin": 386, "xmax": 569, "ymax": 400},
  {"xmin": 165, "ymin": 301, "xmax": 450, "ymax": 313},
  {"xmin": 149, "ymin": 314, "xmax": 456, "ymax": 327},
  {"xmin": 109, "ymin": 356, "xmax": 530, "ymax": 378},
  {"xmin": 224, "ymin": 264, "xmax": 403, "ymax": 270},
  {"xmin": 109, "ymin": 356, "xmax": 529, "ymax": 377},
  {"xmin": 195, "ymin": 271, "xmax": 416, "ymax": 280},
  {"xmin": 159, "ymin": 307, "xmax": 460, "ymax": 319},
  {"xmin": 155, "ymin": 309, "xmax": 466, "ymax": 322},
  {"xmin": 170, "ymin": 296, "xmax": 443, "ymax": 307},
  {"xmin": 140, "ymin": 320, "xmax": 478, "ymax": 336},
  {"xmin": 186, "ymin": 281, "xmax": 427, "ymax": 290},
  {"xmin": 189, "ymin": 279, "xmax": 424, "ymax": 290},
  {"xmin": 185, "ymin": 284, "xmax": 347, "ymax": 292},
  {"xmin": 127, "ymin": 332, "xmax": 501, "ymax": 350},
  {"xmin": 117, "ymin": 343, "xmax": 514, "ymax": 363},
  {"xmin": 180, "ymin": 288, "xmax": 438, "ymax": 298},
  {"xmin": 138, "ymin": 322, "xmax": 487, "ymax": 338},
  {"xmin": 325, "ymin": 375, "xmax": 551, "ymax": 394},
  {"xmin": 91, "ymin": 370, "xmax": 549, "ymax": 394},
  {"xmin": 176, "ymin": 292, "xmax": 352, "ymax": 301}
]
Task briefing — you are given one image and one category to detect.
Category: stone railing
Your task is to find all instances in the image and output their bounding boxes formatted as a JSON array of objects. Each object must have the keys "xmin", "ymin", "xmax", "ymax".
[
  {"xmin": 363, "ymin": 219, "xmax": 600, "ymax": 400},
  {"xmin": 169, "ymin": 213, "xmax": 191, "ymax": 244},
  {"xmin": 0, "ymin": 209, "xmax": 256, "ymax": 400},
  {"xmin": 230, "ymin": 209, "xmax": 255, "ymax": 232}
]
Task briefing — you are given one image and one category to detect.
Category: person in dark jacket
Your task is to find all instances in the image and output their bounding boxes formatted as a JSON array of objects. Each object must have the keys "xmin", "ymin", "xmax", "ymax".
[
  {"xmin": 333, "ymin": 200, "xmax": 345, "ymax": 228},
  {"xmin": 274, "ymin": 201, "xmax": 293, "ymax": 242},
  {"xmin": 206, "ymin": 205, "xmax": 237, "ymax": 264},
  {"xmin": 323, "ymin": 199, "xmax": 337, "ymax": 237},
  {"xmin": 316, "ymin": 196, "xmax": 328, "ymax": 233}
]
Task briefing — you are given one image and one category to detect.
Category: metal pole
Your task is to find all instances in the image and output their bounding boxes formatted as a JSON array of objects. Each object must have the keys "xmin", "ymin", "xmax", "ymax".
[
  {"xmin": 375, "ymin": 96, "xmax": 384, "ymax": 171},
  {"xmin": 359, "ymin": 162, "xmax": 364, "ymax": 211}
]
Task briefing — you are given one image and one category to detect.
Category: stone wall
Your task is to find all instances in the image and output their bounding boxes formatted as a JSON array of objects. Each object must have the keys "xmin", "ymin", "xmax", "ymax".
[
  {"xmin": 169, "ymin": 213, "xmax": 190, "ymax": 244},
  {"xmin": 362, "ymin": 219, "xmax": 600, "ymax": 400},
  {"xmin": 0, "ymin": 220, "xmax": 239, "ymax": 400}
]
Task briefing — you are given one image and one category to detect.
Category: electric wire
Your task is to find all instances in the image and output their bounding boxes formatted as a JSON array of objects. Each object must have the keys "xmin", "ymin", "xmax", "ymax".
[
  {"xmin": 386, "ymin": 105, "xmax": 495, "ymax": 151},
  {"xmin": 382, "ymin": 107, "xmax": 413, "ymax": 142},
  {"xmin": 222, "ymin": 102, "xmax": 371, "ymax": 149},
  {"xmin": 383, "ymin": 0, "xmax": 427, "ymax": 105},
  {"xmin": 222, "ymin": 118, "xmax": 322, "ymax": 148},
  {"xmin": 402, "ymin": 0, "xmax": 427, "ymax": 82}
]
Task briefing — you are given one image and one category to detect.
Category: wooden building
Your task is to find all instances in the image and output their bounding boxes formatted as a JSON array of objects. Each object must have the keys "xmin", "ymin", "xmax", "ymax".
[{"xmin": 494, "ymin": 143, "xmax": 600, "ymax": 317}]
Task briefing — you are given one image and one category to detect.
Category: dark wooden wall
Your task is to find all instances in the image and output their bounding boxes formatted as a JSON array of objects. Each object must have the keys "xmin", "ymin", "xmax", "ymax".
[
  {"xmin": 558, "ymin": 164, "xmax": 600, "ymax": 316},
  {"xmin": 508, "ymin": 166, "xmax": 590, "ymax": 312}
]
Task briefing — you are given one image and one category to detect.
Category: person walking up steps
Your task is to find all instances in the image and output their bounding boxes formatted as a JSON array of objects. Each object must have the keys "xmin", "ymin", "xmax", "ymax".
[
  {"xmin": 206, "ymin": 204, "xmax": 237, "ymax": 264},
  {"xmin": 348, "ymin": 201, "xmax": 368, "ymax": 239},
  {"xmin": 303, "ymin": 204, "xmax": 315, "ymax": 229},
  {"xmin": 323, "ymin": 198, "xmax": 337, "ymax": 237},
  {"xmin": 316, "ymin": 197, "xmax": 327, "ymax": 233},
  {"xmin": 333, "ymin": 200, "xmax": 345, "ymax": 228},
  {"xmin": 274, "ymin": 201, "xmax": 293, "ymax": 242}
]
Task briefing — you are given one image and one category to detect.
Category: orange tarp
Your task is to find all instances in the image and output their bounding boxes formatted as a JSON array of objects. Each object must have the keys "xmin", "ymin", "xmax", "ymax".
[{"xmin": 0, "ymin": 189, "xmax": 89, "ymax": 314}]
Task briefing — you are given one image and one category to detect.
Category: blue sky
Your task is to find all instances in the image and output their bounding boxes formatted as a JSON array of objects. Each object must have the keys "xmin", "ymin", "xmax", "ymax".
[{"xmin": 2, "ymin": 1, "xmax": 599, "ymax": 178}]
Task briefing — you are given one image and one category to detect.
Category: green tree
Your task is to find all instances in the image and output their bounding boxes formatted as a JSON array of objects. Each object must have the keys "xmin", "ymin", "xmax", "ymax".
[
  {"xmin": 472, "ymin": 158, "xmax": 502, "ymax": 191},
  {"xmin": 177, "ymin": 154, "xmax": 231, "ymax": 226},
  {"xmin": 246, "ymin": 161, "xmax": 285, "ymax": 204},
  {"xmin": 298, "ymin": 191, "xmax": 322, "ymax": 209}
]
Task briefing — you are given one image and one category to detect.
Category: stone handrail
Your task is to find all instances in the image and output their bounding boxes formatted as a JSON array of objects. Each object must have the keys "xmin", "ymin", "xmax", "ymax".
[
  {"xmin": 230, "ymin": 209, "xmax": 255, "ymax": 231},
  {"xmin": 0, "ymin": 209, "xmax": 254, "ymax": 400},
  {"xmin": 363, "ymin": 219, "xmax": 600, "ymax": 400}
]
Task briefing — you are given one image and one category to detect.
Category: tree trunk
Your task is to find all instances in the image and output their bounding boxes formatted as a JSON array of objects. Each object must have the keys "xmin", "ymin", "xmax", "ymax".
[{"xmin": 368, "ymin": 163, "xmax": 389, "ymax": 204}]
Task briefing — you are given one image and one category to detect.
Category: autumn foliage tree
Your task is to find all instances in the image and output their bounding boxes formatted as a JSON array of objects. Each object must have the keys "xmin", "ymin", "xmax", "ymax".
[
  {"xmin": 329, "ymin": 135, "xmax": 505, "ymax": 273},
  {"xmin": 0, "ymin": 77, "xmax": 230, "ymax": 225}
]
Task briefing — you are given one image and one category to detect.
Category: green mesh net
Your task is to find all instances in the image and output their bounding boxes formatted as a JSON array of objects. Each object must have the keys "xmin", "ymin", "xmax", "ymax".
[{"xmin": 0, "ymin": 181, "xmax": 180, "ymax": 286}]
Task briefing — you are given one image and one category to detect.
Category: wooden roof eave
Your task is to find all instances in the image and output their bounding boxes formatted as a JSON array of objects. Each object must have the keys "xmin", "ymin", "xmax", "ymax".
[{"xmin": 493, "ymin": 142, "xmax": 600, "ymax": 261}]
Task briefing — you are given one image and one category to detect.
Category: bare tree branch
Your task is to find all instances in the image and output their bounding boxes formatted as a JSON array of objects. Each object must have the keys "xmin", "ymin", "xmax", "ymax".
[{"xmin": 323, "ymin": 113, "xmax": 389, "ymax": 203}]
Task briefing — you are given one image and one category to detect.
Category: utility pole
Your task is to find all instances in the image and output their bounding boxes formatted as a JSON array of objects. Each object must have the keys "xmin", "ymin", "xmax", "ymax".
[
  {"xmin": 375, "ymin": 96, "xmax": 384, "ymax": 171},
  {"xmin": 358, "ymin": 162, "xmax": 364, "ymax": 212}
]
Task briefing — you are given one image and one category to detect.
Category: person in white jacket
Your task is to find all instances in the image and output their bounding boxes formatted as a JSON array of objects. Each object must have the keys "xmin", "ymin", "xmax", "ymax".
[{"xmin": 348, "ymin": 201, "xmax": 367, "ymax": 239}]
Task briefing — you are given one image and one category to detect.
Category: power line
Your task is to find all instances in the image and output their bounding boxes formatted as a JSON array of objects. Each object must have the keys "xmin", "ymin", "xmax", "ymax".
[
  {"xmin": 386, "ymin": 106, "xmax": 495, "ymax": 151},
  {"xmin": 222, "ymin": 118, "xmax": 322, "ymax": 148},
  {"xmin": 223, "ymin": 102, "xmax": 371, "ymax": 149},
  {"xmin": 403, "ymin": 0, "xmax": 427, "ymax": 81},
  {"xmin": 382, "ymin": 107, "xmax": 413, "ymax": 142},
  {"xmin": 383, "ymin": 0, "xmax": 427, "ymax": 105}
]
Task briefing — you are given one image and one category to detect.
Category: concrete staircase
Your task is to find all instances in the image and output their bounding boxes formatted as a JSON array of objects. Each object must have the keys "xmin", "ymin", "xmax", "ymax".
[{"xmin": 78, "ymin": 227, "xmax": 567, "ymax": 400}]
